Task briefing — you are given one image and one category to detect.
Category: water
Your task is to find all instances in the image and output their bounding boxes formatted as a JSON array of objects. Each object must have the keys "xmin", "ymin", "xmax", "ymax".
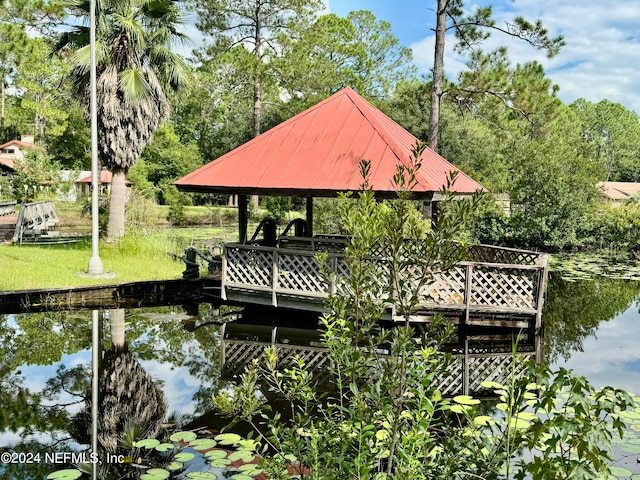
[{"xmin": 1, "ymin": 273, "xmax": 640, "ymax": 479}]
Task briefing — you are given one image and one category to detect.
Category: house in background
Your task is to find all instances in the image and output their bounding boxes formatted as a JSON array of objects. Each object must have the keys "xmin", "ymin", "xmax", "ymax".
[
  {"xmin": 0, "ymin": 135, "xmax": 45, "ymax": 174},
  {"xmin": 75, "ymin": 169, "xmax": 132, "ymax": 199},
  {"xmin": 597, "ymin": 181, "xmax": 640, "ymax": 206}
]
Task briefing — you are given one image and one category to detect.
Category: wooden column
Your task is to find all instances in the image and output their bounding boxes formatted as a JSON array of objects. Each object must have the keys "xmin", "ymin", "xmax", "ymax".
[
  {"xmin": 306, "ymin": 197, "xmax": 314, "ymax": 237},
  {"xmin": 238, "ymin": 194, "xmax": 248, "ymax": 244}
]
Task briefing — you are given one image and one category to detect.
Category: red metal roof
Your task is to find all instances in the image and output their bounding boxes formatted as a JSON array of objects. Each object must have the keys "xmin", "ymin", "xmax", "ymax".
[
  {"xmin": 76, "ymin": 170, "xmax": 132, "ymax": 185},
  {"xmin": 175, "ymin": 87, "xmax": 484, "ymax": 198}
]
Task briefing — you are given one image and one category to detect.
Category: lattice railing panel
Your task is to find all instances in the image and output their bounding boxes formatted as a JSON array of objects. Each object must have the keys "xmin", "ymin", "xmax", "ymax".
[
  {"xmin": 468, "ymin": 353, "xmax": 535, "ymax": 392},
  {"xmin": 423, "ymin": 267, "xmax": 466, "ymax": 304},
  {"xmin": 223, "ymin": 342, "xmax": 266, "ymax": 378},
  {"xmin": 278, "ymin": 253, "xmax": 324, "ymax": 293},
  {"xmin": 226, "ymin": 247, "xmax": 273, "ymax": 287},
  {"xmin": 434, "ymin": 360, "xmax": 464, "ymax": 397},
  {"xmin": 471, "ymin": 267, "xmax": 536, "ymax": 309},
  {"xmin": 468, "ymin": 245, "xmax": 540, "ymax": 265}
]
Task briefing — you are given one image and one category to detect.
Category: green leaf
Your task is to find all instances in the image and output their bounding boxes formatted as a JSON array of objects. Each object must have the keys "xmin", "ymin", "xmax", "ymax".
[
  {"xmin": 209, "ymin": 459, "xmax": 231, "ymax": 468},
  {"xmin": 155, "ymin": 443, "xmax": 175, "ymax": 452},
  {"xmin": 204, "ymin": 449, "xmax": 228, "ymax": 460},
  {"xmin": 46, "ymin": 470, "xmax": 83, "ymax": 480},
  {"xmin": 189, "ymin": 438, "xmax": 217, "ymax": 450},
  {"xmin": 481, "ymin": 380, "xmax": 505, "ymax": 390},
  {"xmin": 230, "ymin": 475, "xmax": 254, "ymax": 480},
  {"xmin": 453, "ymin": 395, "xmax": 480, "ymax": 405},
  {"xmin": 450, "ymin": 404, "xmax": 471, "ymax": 414},
  {"xmin": 215, "ymin": 433, "xmax": 242, "ymax": 445},
  {"xmin": 140, "ymin": 468, "xmax": 170, "ymax": 480},
  {"xmin": 228, "ymin": 450, "xmax": 256, "ymax": 462},
  {"xmin": 186, "ymin": 473, "xmax": 220, "ymax": 480},
  {"xmin": 170, "ymin": 431, "xmax": 198, "ymax": 443},
  {"xmin": 165, "ymin": 461, "xmax": 183, "ymax": 471},
  {"xmin": 135, "ymin": 438, "xmax": 160, "ymax": 449},
  {"xmin": 473, "ymin": 415, "xmax": 494, "ymax": 426},
  {"xmin": 174, "ymin": 452, "xmax": 196, "ymax": 462}
]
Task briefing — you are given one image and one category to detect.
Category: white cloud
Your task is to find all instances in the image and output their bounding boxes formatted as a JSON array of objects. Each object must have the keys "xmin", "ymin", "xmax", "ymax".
[{"xmin": 409, "ymin": 0, "xmax": 640, "ymax": 112}]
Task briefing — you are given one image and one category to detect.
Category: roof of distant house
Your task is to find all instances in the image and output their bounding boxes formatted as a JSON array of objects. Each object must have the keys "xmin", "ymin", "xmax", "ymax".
[
  {"xmin": 175, "ymin": 87, "xmax": 485, "ymax": 198},
  {"xmin": 76, "ymin": 170, "xmax": 132, "ymax": 185},
  {"xmin": 597, "ymin": 181, "xmax": 640, "ymax": 201},
  {"xmin": 0, "ymin": 139, "xmax": 45, "ymax": 151}
]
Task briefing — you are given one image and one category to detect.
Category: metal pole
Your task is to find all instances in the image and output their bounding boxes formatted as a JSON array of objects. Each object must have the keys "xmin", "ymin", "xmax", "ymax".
[
  {"xmin": 91, "ymin": 309, "xmax": 100, "ymax": 479},
  {"xmin": 87, "ymin": 0, "xmax": 104, "ymax": 275}
]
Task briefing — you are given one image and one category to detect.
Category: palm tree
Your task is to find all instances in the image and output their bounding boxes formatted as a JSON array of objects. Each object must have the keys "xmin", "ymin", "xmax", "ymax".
[{"xmin": 57, "ymin": 0, "xmax": 189, "ymax": 240}]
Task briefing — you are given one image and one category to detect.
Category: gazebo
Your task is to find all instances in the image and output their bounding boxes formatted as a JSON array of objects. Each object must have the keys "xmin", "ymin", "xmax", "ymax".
[
  {"xmin": 175, "ymin": 86, "xmax": 484, "ymax": 242},
  {"xmin": 174, "ymin": 87, "xmax": 547, "ymax": 328}
]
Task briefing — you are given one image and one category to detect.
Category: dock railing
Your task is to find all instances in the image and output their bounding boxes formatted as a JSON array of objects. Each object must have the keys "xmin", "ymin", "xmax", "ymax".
[
  {"xmin": 221, "ymin": 241, "xmax": 548, "ymax": 327},
  {"xmin": 0, "ymin": 200, "xmax": 17, "ymax": 216}
]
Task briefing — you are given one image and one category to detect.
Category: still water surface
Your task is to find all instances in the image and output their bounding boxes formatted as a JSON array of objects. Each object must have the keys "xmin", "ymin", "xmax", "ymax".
[{"xmin": 1, "ymin": 271, "xmax": 639, "ymax": 478}]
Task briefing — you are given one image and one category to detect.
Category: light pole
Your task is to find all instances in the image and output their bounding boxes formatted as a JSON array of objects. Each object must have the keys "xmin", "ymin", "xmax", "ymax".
[
  {"xmin": 87, "ymin": 0, "xmax": 103, "ymax": 276},
  {"xmin": 89, "ymin": 1, "xmax": 101, "ymax": 478}
]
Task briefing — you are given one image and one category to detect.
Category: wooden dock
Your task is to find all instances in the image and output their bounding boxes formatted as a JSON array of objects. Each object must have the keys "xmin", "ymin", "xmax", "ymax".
[
  {"xmin": 0, "ymin": 278, "xmax": 213, "ymax": 314},
  {"xmin": 215, "ymin": 242, "xmax": 548, "ymax": 330}
]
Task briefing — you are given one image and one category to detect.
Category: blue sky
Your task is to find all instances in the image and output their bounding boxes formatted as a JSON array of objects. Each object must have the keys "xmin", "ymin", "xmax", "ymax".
[{"xmin": 327, "ymin": 0, "xmax": 640, "ymax": 113}]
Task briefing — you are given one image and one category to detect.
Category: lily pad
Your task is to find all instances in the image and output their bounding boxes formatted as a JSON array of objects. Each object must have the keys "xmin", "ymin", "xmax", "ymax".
[
  {"xmin": 228, "ymin": 450, "xmax": 256, "ymax": 463},
  {"xmin": 189, "ymin": 438, "xmax": 217, "ymax": 450},
  {"xmin": 209, "ymin": 459, "xmax": 232, "ymax": 468},
  {"xmin": 46, "ymin": 470, "xmax": 83, "ymax": 480},
  {"xmin": 155, "ymin": 443, "xmax": 175, "ymax": 452},
  {"xmin": 215, "ymin": 433, "xmax": 242, "ymax": 446},
  {"xmin": 140, "ymin": 468, "xmax": 170, "ymax": 480},
  {"xmin": 205, "ymin": 449, "xmax": 228, "ymax": 460},
  {"xmin": 186, "ymin": 473, "xmax": 220, "ymax": 480},
  {"xmin": 135, "ymin": 438, "xmax": 160, "ymax": 449},
  {"xmin": 165, "ymin": 461, "xmax": 183, "ymax": 471},
  {"xmin": 230, "ymin": 475, "xmax": 255, "ymax": 480},
  {"xmin": 170, "ymin": 431, "xmax": 198, "ymax": 443},
  {"xmin": 174, "ymin": 452, "xmax": 196, "ymax": 462}
]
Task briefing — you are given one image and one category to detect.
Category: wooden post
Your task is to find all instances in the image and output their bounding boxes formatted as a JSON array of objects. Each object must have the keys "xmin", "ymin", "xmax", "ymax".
[
  {"xmin": 464, "ymin": 264, "xmax": 473, "ymax": 325},
  {"xmin": 306, "ymin": 197, "xmax": 314, "ymax": 237},
  {"xmin": 238, "ymin": 194, "xmax": 248, "ymax": 244},
  {"xmin": 272, "ymin": 250, "xmax": 279, "ymax": 307}
]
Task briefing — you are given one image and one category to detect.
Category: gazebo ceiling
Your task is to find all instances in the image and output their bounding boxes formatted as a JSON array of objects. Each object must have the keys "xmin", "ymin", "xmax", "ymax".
[{"xmin": 175, "ymin": 87, "xmax": 484, "ymax": 199}]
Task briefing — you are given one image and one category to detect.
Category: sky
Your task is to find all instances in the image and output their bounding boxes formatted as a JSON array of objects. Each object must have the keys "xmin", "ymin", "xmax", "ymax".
[{"xmin": 326, "ymin": 0, "xmax": 640, "ymax": 114}]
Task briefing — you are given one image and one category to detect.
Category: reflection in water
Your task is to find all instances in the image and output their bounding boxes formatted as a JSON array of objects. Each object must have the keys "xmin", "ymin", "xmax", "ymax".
[
  {"xmin": 543, "ymin": 272, "xmax": 640, "ymax": 364},
  {"xmin": 1, "ymin": 273, "xmax": 640, "ymax": 477},
  {"xmin": 0, "ymin": 306, "xmax": 224, "ymax": 479},
  {"xmin": 220, "ymin": 321, "xmax": 541, "ymax": 398}
]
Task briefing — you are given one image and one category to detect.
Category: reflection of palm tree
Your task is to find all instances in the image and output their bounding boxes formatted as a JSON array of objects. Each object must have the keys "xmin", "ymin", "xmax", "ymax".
[{"xmin": 72, "ymin": 309, "xmax": 167, "ymax": 462}]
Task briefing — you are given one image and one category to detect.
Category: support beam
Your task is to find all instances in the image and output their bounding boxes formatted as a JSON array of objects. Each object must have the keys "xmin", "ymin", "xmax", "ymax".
[
  {"xmin": 306, "ymin": 197, "xmax": 314, "ymax": 237},
  {"xmin": 238, "ymin": 194, "xmax": 248, "ymax": 244}
]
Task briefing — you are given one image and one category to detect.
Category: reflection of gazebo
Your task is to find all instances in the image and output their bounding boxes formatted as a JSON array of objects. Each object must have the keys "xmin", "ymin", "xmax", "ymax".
[{"xmin": 175, "ymin": 87, "xmax": 484, "ymax": 242}]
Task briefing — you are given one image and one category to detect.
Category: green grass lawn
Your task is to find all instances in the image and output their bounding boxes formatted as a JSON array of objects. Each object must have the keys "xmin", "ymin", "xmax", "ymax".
[
  {"xmin": 0, "ymin": 200, "xmax": 292, "ymax": 291},
  {"xmin": 0, "ymin": 232, "xmax": 185, "ymax": 291}
]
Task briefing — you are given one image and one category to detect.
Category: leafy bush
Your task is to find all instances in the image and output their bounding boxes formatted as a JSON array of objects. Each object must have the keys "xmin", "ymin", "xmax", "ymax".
[{"xmin": 212, "ymin": 154, "xmax": 635, "ymax": 479}]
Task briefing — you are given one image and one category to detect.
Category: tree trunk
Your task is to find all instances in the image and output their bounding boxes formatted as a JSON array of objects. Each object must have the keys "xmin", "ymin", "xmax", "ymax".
[
  {"xmin": 107, "ymin": 167, "xmax": 127, "ymax": 240},
  {"xmin": 251, "ymin": 79, "xmax": 261, "ymax": 210},
  {"xmin": 428, "ymin": 0, "xmax": 447, "ymax": 153},
  {"xmin": 1, "ymin": 80, "xmax": 5, "ymax": 130},
  {"xmin": 109, "ymin": 308, "xmax": 126, "ymax": 351}
]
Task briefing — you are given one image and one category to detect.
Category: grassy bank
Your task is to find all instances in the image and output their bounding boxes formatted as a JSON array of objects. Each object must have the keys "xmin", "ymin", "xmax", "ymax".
[{"xmin": 0, "ymin": 231, "xmax": 186, "ymax": 291}]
